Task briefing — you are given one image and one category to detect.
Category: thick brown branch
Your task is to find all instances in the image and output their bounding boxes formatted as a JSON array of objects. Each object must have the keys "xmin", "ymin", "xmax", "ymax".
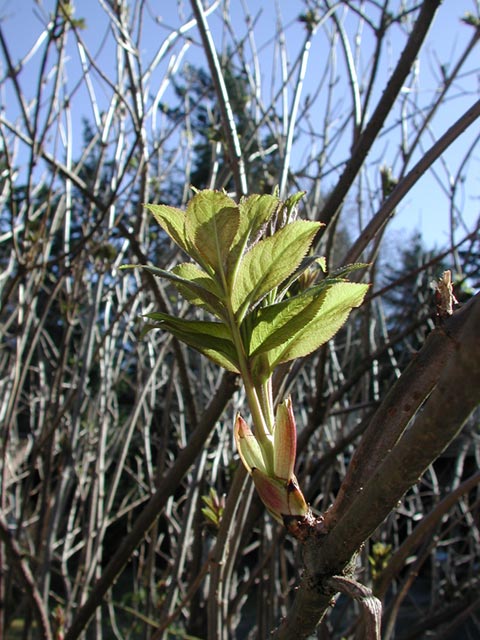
[
  {"xmin": 272, "ymin": 293, "xmax": 480, "ymax": 639},
  {"xmin": 319, "ymin": 0, "xmax": 441, "ymax": 227},
  {"xmin": 327, "ymin": 293, "xmax": 480, "ymax": 526}
]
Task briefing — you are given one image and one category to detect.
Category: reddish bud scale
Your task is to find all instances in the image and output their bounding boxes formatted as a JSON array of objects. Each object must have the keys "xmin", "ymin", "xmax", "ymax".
[
  {"xmin": 235, "ymin": 403, "xmax": 309, "ymax": 524},
  {"xmin": 273, "ymin": 397, "xmax": 297, "ymax": 481}
]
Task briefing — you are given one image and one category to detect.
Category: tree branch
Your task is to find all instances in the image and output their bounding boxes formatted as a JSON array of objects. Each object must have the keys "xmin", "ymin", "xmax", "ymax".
[
  {"xmin": 272, "ymin": 293, "xmax": 480, "ymax": 639},
  {"xmin": 189, "ymin": 0, "xmax": 247, "ymax": 196},
  {"xmin": 343, "ymin": 98, "xmax": 480, "ymax": 265},
  {"xmin": 0, "ymin": 513, "xmax": 53, "ymax": 640},
  {"xmin": 328, "ymin": 575, "xmax": 382, "ymax": 640},
  {"xmin": 319, "ymin": 0, "xmax": 441, "ymax": 227},
  {"xmin": 375, "ymin": 468, "xmax": 480, "ymax": 598},
  {"xmin": 64, "ymin": 371, "xmax": 238, "ymax": 640}
]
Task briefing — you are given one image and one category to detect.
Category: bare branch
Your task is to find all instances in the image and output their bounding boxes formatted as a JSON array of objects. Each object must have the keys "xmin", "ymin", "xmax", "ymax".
[
  {"xmin": 319, "ymin": 0, "xmax": 441, "ymax": 226},
  {"xmin": 189, "ymin": 0, "xmax": 247, "ymax": 196}
]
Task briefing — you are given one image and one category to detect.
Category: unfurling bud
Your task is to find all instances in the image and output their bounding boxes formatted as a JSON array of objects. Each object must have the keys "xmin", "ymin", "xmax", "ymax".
[
  {"xmin": 251, "ymin": 469, "xmax": 309, "ymax": 523},
  {"xmin": 234, "ymin": 400, "xmax": 309, "ymax": 525},
  {"xmin": 234, "ymin": 413, "xmax": 270, "ymax": 474}
]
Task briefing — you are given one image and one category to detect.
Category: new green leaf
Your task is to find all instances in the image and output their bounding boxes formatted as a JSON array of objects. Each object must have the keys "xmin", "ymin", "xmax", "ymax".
[
  {"xmin": 232, "ymin": 220, "xmax": 322, "ymax": 317},
  {"xmin": 172, "ymin": 263, "xmax": 226, "ymax": 319},
  {"xmin": 247, "ymin": 284, "xmax": 334, "ymax": 357},
  {"xmin": 123, "ymin": 263, "xmax": 226, "ymax": 320},
  {"xmin": 145, "ymin": 204, "xmax": 189, "ymax": 254},
  {"xmin": 184, "ymin": 190, "xmax": 240, "ymax": 276},
  {"xmin": 146, "ymin": 311, "xmax": 239, "ymax": 372},
  {"xmin": 251, "ymin": 282, "xmax": 369, "ymax": 378},
  {"xmin": 226, "ymin": 193, "xmax": 280, "ymax": 284}
]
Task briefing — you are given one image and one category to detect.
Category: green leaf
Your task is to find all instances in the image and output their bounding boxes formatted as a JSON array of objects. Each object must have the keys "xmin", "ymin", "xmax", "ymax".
[
  {"xmin": 276, "ymin": 254, "xmax": 327, "ymax": 299},
  {"xmin": 282, "ymin": 191, "xmax": 306, "ymax": 216},
  {"xmin": 240, "ymin": 193, "xmax": 280, "ymax": 238},
  {"xmin": 184, "ymin": 190, "xmax": 240, "ymax": 275},
  {"xmin": 146, "ymin": 311, "xmax": 239, "ymax": 372},
  {"xmin": 123, "ymin": 263, "xmax": 226, "ymax": 320},
  {"xmin": 171, "ymin": 263, "xmax": 226, "ymax": 319},
  {"xmin": 145, "ymin": 204, "xmax": 189, "ymax": 254},
  {"xmin": 328, "ymin": 262, "xmax": 370, "ymax": 278},
  {"xmin": 247, "ymin": 284, "xmax": 333, "ymax": 357},
  {"xmin": 201, "ymin": 505, "xmax": 219, "ymax": 525},
  {"xmin": 251, "ymin": 281, "xmax": 369, "ymax": 378},
  {"xmin": 232, "ymin": 220, "xmax": 322, "ymax": 317},
  {"xmin": 226, "ymin": 193, "xmax": 280, "ymax": 287}
]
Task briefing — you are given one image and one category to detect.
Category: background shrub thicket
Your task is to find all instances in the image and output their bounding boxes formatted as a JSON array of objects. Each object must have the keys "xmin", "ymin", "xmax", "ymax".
[{"xmin": 0, "ymin": 1, "xmax": 479, "ymax": 638}]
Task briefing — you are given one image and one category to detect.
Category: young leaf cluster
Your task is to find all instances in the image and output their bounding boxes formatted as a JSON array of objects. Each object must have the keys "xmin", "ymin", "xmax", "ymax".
[{"xmin": 128, "ymin": 189, "xmax": 368, "ymax": 387}]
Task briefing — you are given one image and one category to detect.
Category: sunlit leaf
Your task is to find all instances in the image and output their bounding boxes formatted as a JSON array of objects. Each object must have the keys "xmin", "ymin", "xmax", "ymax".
[
  {"xmin": 145, "ymin": 204, "xmax": 189, "ymax": 254},
  {"xmin": 238, "ymin": 193, "xmax": 280, "ymax": 240},
  {"xmin": 146, "ymin": 311, "xmax": 239, "ymax": 372},
  {"xmin": 251, "ymin": 282, "xmax": 369, "ymax": 377},
  {"xmin": 227, "ymin": 193, "xmax": 280, "ymax": 284},
  {"xmin": 276, "ymin": 254, "xmax": 327, "ymax": 298},
  {"xmin": 184, "ymin": 190, "xmax": 240, "ymax": 275},
  {"xmin": 282, "ymin": 190, "xmax": 306, "ymax": 216},
  {"xmin": 122, "ymin": 263, "xmax": 226, "ymax": 319},
  {"xmin": 172, "ymin": 263, "xmax": 226, "ymax": 319},
  {"xmin": 232, "ymin": 220, "xmax": 322, "ymax": 317},
  {"xmin": 328, "ymin": 262, "xmax": 370, "ymax": 278},
  {"xmin": 247, "ymin": 283, "xmax": 334, "ymax": 356}
]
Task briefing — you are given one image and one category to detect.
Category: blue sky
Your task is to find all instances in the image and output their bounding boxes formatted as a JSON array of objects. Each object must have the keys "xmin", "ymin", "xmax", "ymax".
[{"xmin": 1, "ymin": 0, "xmax": 479, "ymax": 254}]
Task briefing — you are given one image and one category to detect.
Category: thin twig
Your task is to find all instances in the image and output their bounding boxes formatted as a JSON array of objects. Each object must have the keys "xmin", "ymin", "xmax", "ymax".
[
  {"xmin": 319, "ymin": 0, "xmax": 442, "ymax": 227},
  {"xmin": 0, "ymin": 513, "xmax": 53, "ymax": 640},
  {"xmin": 343, "ymin": 98, "xmax": 480, "ymax": 266},
  {"xmin": 189, "ymin": 0, "xmax": 247, "ymax": 196}
]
